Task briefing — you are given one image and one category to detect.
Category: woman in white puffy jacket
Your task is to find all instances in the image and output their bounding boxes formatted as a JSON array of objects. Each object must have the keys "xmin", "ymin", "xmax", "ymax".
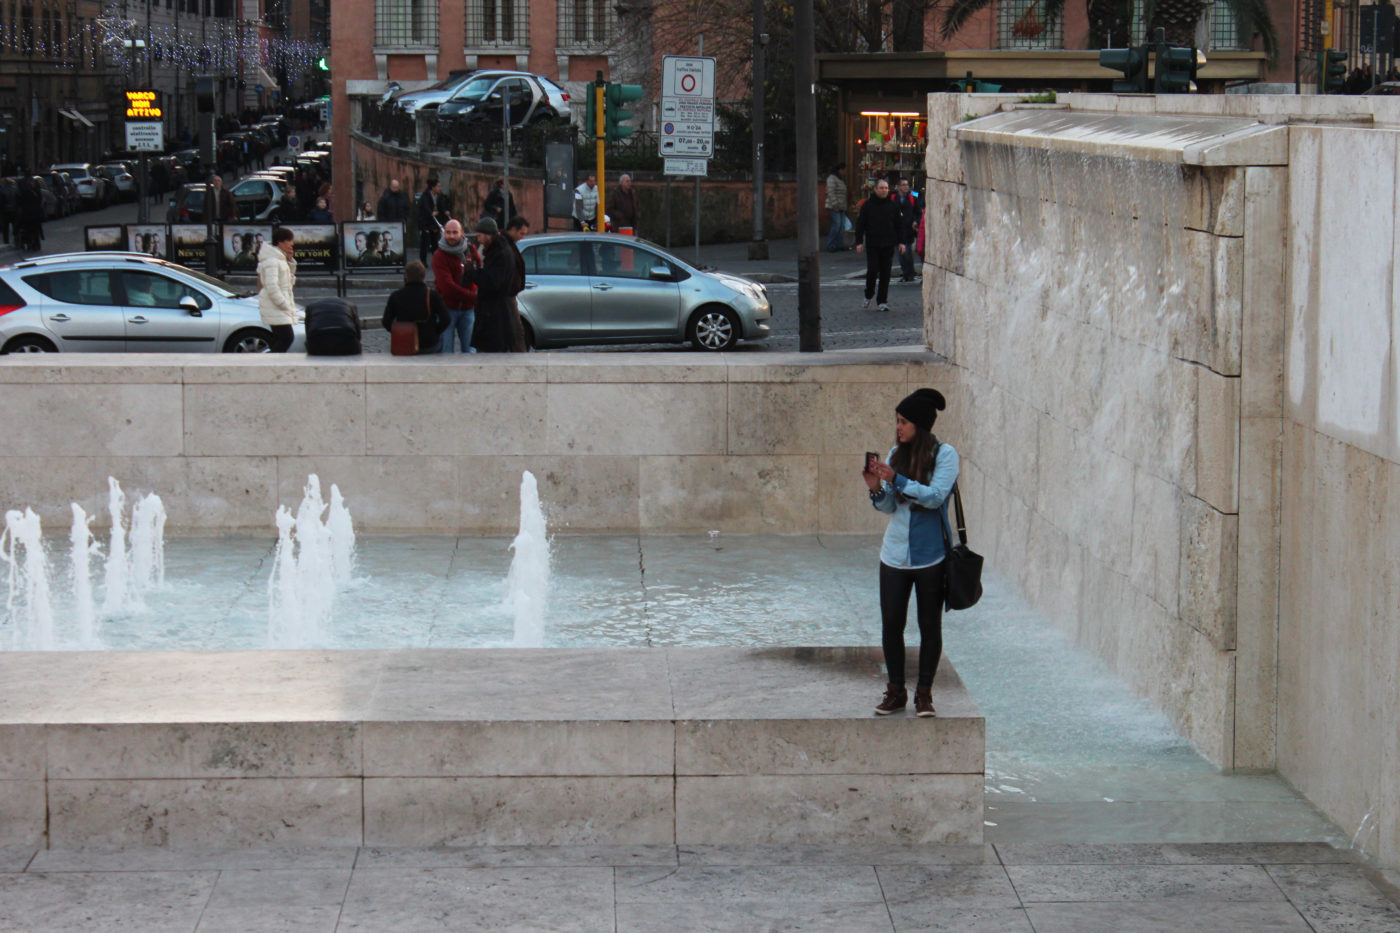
[{"xmin": 257, "ymin": 227, "xmax": 297, "ymax": 352}]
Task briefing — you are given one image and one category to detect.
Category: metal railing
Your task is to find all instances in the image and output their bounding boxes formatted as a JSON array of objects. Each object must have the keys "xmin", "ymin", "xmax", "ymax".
[{"xmin": 360, "ymin": 100, "xmax": 418, "ymax": 149}]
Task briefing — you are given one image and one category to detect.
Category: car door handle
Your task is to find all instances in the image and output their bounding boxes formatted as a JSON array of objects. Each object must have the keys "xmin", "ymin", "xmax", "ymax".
[
  {"xmin": 49, "ymin": 313, "xmax": 70, "ymax": 322},
  {"xmin": 592, "ymin": 283, "xmax": 613, "ymax": 291},
  {"xmin": 130, "ymin": 316, "xmax": 148, "ymax": 324}
]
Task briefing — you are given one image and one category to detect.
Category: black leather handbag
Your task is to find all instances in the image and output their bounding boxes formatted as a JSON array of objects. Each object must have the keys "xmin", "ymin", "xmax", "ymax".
[{"xmin": 939, "ymin": 482, "xmax": 984, "ymax": 611}]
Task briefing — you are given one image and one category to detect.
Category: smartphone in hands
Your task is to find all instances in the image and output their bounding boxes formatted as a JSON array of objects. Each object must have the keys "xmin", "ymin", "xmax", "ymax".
[{"xmin": 864, "ymin": 451, "xmax": 880, "ymax": 473}]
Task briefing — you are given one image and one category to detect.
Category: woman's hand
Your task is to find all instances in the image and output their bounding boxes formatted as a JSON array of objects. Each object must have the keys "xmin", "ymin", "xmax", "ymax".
[
  {"xmin": 871, "ymin": 462, "xmax": 895, "ymax": 482},
  {"xmin": 862, "ymin": 465, "xmax": 881, "ymax": 492}
]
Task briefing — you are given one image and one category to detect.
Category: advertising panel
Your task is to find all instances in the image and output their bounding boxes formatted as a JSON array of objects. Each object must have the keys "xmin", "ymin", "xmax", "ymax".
[
  {"xmin": 284, "ymin": 224, "xmax": 337, "ymax": 273},
  {"xmin": 125, "ymin": 224, "xmax": 167, "ymax": 258},
  {"xmin": 170, "ymin": 224, "xmax": 208, "ymax": 266},
  {"xmin": 223, "ymin": 224, "xmax": 272, "ymax": 272},
  {"xmin": 342, "ymin": 221, "xmax": 405, "ymax": 269},
  {"xmin": 85, "ymin": 225, "xmax": 123, "ymax": 251}
]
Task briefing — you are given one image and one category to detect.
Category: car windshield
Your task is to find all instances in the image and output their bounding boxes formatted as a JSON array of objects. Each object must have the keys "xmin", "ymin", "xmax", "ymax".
[
  {"xmin": 168, "ymin": 264, "xmax": 243, "ymax": 298},
  {"xmin": 452, "ymin": 77, "xmax": 498, "ymax": 101}
]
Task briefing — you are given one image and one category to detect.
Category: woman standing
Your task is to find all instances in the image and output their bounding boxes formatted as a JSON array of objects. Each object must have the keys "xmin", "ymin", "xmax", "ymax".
[
  {"xmin": 862, "ymin": 388, "xmax": 959, "ymax": 717},
  {"xmin": 257, "ymin": 227, "xmax": 298, "ymax": 353}
]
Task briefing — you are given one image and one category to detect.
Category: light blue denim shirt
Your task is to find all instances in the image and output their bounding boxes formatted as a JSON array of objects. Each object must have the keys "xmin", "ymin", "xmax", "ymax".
[{"xmin": 869, "ymin": 442, "xmax": 960, "ymax": 569}]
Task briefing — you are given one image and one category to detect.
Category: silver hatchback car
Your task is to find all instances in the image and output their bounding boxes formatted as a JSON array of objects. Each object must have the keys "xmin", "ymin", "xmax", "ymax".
[
  {"xmin": 516, "ymin": 233, "xmax": 771, "ymax": 351},
  {"xmin": 0, "ymin": 253, "xmax": 304, "ymax": 354}
]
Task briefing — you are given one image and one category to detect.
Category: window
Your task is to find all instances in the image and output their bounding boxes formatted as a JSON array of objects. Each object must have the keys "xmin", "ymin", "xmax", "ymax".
[
  {"xmin": 524, "ymin": 242, "xmax": 583, "ymax": 276},
  {"xmin": 375, "ymin": 0, "xmax": 438, "ymax": 47},
  {"xmin": 588, "ymin": 243, "xmax": 661, "ymax": 280},
  {"xmin": 24, "ymin": 270, "xmax": 115, "ymax": 305},
  {"xmin": 1206, "ymin": 1, "xmax": 1251, "ymax": 51},
  {"xmin": 558, "ymin": 0, "xmax": 615, "ymax": 48},
  {"xmin": 119, "ymin": 271, "xmax": 211, "ymax": 310},
  {"xmin": 466, "ymin": 0, "xmax": 528, "ymax": 47},
  {"xmin": 997, "ymin": 0, "xmax": 1064, "ymax": 49}
]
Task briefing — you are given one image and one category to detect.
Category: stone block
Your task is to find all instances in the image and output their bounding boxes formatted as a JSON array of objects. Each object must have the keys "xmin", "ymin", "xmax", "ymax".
[
  {"xmin": 1129, "ymin": 468, "xmax": 1183, "ymax": 616},
  {"xmin": 366, "ymin": 382, "xmax": 548, "ymax": 456},
  {"xmin": 819, "ymin": 454, "xmax": 898, "ymax": 535},
  {"xmin": 726, "ymin": 381, "xmax": 903, "ymax": 456},
  {"xmin": 675, "ymin": 774, "xmax": 984, "ymax": 845},
  {"xmin": 362, "ymin": 355, "xmax": 545, "ymax": 384},
  {"xmin": 548, "ymin": 383, "xmax": 726, "ymax": 456},
  {"xmin": 45, "ymin": 722, "xmax": 362, "ymax": 779},
  {"xmin": 180, "ymin": 357, "xmax": 366, "ymax": 384},
  {"xmin": 363, "ymin": 776, "xmax": 674, "ymax": 846},
  {"xmin": 925, "ymin": 180, "xmax": 968, "ymax": 277},
  {"xmin": 1233, "ymin": 413, "xmax": 1283, "ymax": 771},
  {"xmin": 184, "ymin": 383, "xmax": 366, "ymax": 457},
  {"xmin": 0, "ymin": 384, "xmax": 183, "ymax": 456},
  {"xmin": 47, "ymin": 778, "xmax": 363, "ymax": 848},
  {"xmin": 0, "ymin": 725, "xmax": 42, "ymax": 779},
  {"xmin": 675, "ymin": 718, "xmax": 983, "ymax": 776},
  {"xmin": 1178, "ymin": 495, "xmax": 1239, "ymax": 651},
  {"xmin": 1022, "ymin": 511, "xmax": 1083, "ymax": 629},
  {"xmin": 1195, "ymin": 367, "xmax": 1241, "ymax": 513},
  {"xmin": 362, "ymin": 721, "xmax": 673, "ymax": 777},
  {"xmin": 275, "ymin": 455, "xmax": 461, "ymax": 531},
  {"xmin": 545, "ymin": 355, "xmax": 725, "ymax": 384},
  {"xmin": 0, "ymin": 781, "xmax": 45, "ymax": 846},
  {"xmin": 1241, "ymin": 166, "xmax": 1287, "ymax": 421},
  {"xmin": 1185, "ymin": 166, "xmax": 1246, "ymax": 237},
  {"xmin": 639, "ymin": 455, "xmax": 818, "ymax": 533},
  {"xmin": 519, "ymin": 455, "xmax": 641, "ymax": 532},
  {"xmin": 1173, "ymin": 231, "xmax": 1243, "ymax": 375},
  {"xmin": 0, "ymin": 356, "xmax": 182, "ymax": 383}
]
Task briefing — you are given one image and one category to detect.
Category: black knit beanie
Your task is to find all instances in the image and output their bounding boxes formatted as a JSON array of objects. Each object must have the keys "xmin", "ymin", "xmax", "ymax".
[{"xmin": 895, "ymin": 388, "xmax": 946, "ymax": 432}]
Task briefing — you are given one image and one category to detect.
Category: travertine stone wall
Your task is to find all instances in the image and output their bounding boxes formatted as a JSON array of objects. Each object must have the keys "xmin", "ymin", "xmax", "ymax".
[
  {"xmin": 0, "ymin": 351, "xmax": 945, "ymax": 536},
  {"xmin": 926, "ymin": 92, "xmax": 1400, "ymax": 873}
]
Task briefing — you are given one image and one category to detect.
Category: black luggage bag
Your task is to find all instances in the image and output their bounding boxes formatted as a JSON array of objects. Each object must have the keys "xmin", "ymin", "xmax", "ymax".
[{"xmin": 304, "ymin": 297, "xmax": 362, "ymax": 356}]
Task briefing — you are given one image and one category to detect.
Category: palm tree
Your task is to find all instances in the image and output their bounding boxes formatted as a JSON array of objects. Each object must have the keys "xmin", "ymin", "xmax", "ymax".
[{"xmin": 939, "ymin": 0, "xmax": 1278, "ymax": 62}]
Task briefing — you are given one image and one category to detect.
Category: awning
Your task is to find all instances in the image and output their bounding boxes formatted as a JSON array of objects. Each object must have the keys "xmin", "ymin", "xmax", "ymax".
[{"xmin": 252, "ymin": 66, "xmax": 279, "ymax": 92}]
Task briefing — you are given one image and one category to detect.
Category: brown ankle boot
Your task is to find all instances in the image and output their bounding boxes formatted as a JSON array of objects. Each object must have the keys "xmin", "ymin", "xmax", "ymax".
[
  {"xmin": 914, "ymin": 687, "xmax": 935, "ymax": 718},
  {"xmin": 875, "ymin": 683, "xmax": 908, "ymax": 715}
]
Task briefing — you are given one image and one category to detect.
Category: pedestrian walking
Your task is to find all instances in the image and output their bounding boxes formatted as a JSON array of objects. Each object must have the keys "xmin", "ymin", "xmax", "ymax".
[
  {"xmin": 16, "ymin": 178, "xmax": 43, "ymax": 253},
  {"xmin": 376, "ymin": 178, "xmax": 410, "ymax": 224},
  {"xmin": 893, "ymin": 178, "xmax": 922, "ymax": 283},
  {"xmin": 417, "ymin": 178, "xmax": 447, "ymax": 264},
  {"xmin": 481, "ymin": 178, "xmax": 515, "ymax": 231},
  {"xmin": 432, "ymin": 218, "xmax": 480, "ymax": 354},
  {"xmin": 257, "ymin": 227, "xmax": 298, "ymax": 353},
  {"xmin": 862, "ymin": 388, "xmax": 959, "ymax": 718},
  {"xmin": 825, "ymin": 163, "xmax": 850, "ymax": 252},
  {"xmin": 572, "ymin": 174, "xmax": 598, "ymax": 230},
  {"xmin": 610, "ymin": 174, "xmax": 638, "ymax": 234},
  {"xmin": 854, "ymin": 179, "xmax": 902, "ymax": 312}
]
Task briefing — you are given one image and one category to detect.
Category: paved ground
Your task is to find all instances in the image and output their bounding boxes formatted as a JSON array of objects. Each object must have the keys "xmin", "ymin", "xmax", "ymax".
[{"xmin": 1, "ymin": 842, "xmax": 1396, "ymax": 931}]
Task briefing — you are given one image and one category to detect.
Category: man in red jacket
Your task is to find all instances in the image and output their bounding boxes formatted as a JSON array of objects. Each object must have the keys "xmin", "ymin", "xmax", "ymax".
[{"xmin": 431, "ymin": 218, "xmax": 480, "ymax": 353}]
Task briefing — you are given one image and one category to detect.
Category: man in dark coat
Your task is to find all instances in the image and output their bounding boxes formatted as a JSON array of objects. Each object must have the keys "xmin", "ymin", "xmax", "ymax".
[
  {"xmin": 853, "ymin": 178, "xmax": 902, "ymax": 312},
  {"xmin": 610, "ymin": 173, "xmax": 638, "ymax": 234},
  {"xmin": 892, "ymin": 178, "xmax": 922, "ymax": 283},
  {"xmin": 481, "ymin": 178, "xmax": 515, "ymax": 230},
  {"xmin": 464, "ymin": 217, "xmax": 514, "ymax": 353},
  {"xmin": 417, "ymin": 178, "xmax": 447, "ymax": 264},
  {"xmin": 503, "ymin": 214, "xmax": 530, "ymax": 352},
  {"xmin": 376, "ymin": 178, "xmax": 410, "ymax": 223}
]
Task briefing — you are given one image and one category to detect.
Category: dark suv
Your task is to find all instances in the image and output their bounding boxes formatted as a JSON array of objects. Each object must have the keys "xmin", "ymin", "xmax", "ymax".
[{"xmin": 436, "ymin": 71, "xmax": 572, "ymax": 140}]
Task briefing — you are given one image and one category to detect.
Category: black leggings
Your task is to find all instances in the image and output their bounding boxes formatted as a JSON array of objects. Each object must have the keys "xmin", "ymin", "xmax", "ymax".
[
  {"xmin": 879, "ymin": 561, "xmax": 945, "ymax": 689},
  {"xmin": 268, "ymin": 324, "xmax": 295, "ymax": 353}
]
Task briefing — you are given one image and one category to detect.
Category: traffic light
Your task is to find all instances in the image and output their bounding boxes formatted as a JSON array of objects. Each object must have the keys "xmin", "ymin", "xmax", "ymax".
[
  {"xmin": 1319, "ymin": 50, "xmax": 1347, "ymax": 92},
  {"xmin": 603, "ymin": 83, "xmax": 643, "ymax": 141},
  {"xmin": 1154, "ymin": 44, "xmax": 1202, "ymax": 92},
  {"xmin": 1098, "ymin": 48, "xmax": 1147, "ymax": 92},
  {"xmin": 584, "ymin": 80, "xmax": 599, "ymax": 138}
]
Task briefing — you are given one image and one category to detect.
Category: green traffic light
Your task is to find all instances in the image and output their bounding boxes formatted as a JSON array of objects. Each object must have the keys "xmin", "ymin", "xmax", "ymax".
[
  {"xmin": 316, "ymin": 57, "xmax": 328, "ymax": 71},
  {"xmin": 604, "ymin": 83, "xmax": 644, "ymax": 141}
]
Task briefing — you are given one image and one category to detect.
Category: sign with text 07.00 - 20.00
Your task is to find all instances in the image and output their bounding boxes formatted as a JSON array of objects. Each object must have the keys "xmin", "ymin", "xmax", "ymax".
[{"xmin": 660, "ymin": 56, "xmax": 715, "ymax": 164}]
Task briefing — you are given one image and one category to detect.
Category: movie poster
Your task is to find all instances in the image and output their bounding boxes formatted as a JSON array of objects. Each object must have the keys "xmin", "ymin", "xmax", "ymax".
[
  {"xmin": 223, "ymin": 224, "xmax": 272, "ymax": 272},
  {"xmin": 170, "ymin": 224, "xmax": 207, "ymax": 267},
  {"xmin": 341, "ymin": 221, "xmax": 404, "ymax": 270},
  {"xmin": 85, "ymin": 225, "xmax": 123, "ymax": 251},
  {"xmin": 125, "ymin": 224, "xmax": 167, "ymax": 259},
  {"xmin": 286, "ymin": 224, "xmax": 337, "ymax": 273}
]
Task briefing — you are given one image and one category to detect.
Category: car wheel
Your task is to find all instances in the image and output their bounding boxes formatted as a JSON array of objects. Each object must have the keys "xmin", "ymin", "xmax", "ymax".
[
  {"xmin": 1, "ymin": 335, "xmax": 57, "ymax": 354},
  {"xmin": 223, "ymin": 328, "xmax": 273, "ymax": 353},
  {"xmin": 687, "ymin": 305, "xmax": 741, "ymax": 352}
]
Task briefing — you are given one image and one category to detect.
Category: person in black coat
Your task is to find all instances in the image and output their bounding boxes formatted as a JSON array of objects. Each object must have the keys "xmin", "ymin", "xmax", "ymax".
[
  {"xmin": 463, "ymin": 217, "xmax": 514, "ymax": 353},
  {"xmin": 376, "ymin": 178, "xmax": 410, "ymax": 223},
  {"xmin": 381, "ymin": 260, "xmax": 451, "ymax": 354},
  {"xmin": 417, "ymin": 178, "xmax": 447, "ymax": 264},
  {"xmin": 853, "ymin": 178, "xmax": 903, "ymax": 312},
  {"xmin": 481, "ymin": 178, "xmax": 515, "ymax": 230}
]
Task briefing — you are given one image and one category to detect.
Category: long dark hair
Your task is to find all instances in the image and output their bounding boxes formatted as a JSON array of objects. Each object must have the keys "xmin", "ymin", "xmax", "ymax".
[{"xmin": 889, "ymin": 427, "xmax": 938, "ymax": 506}]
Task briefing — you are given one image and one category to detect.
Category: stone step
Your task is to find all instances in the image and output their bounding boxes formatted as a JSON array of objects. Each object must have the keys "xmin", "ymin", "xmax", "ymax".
[{"xmin": 0, "ymin": 647, "xmax": 984, "ymax": 849}]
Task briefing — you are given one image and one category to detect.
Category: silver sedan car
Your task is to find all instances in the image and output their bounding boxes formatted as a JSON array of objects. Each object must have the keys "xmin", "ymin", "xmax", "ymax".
[
  {"xmin": 0, "ymin": 252, "xmax": 304, "ymax": 354},
  {"xmin": 516, "ymin": 233, "xmax": 771, "ymax": 351}
]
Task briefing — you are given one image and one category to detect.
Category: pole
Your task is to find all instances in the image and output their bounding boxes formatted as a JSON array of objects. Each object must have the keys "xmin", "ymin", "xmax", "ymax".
[
  {"xmin": 695, "ymin": 35, "xmax": 703, "ymax": 266},
  {"xmin": 664, "ymin": 177, "xmax": 672, "ymax": 248},
  {"xmin": 794, "ymin": 0, "xmax": 822, "ymax": 351},
  {"xmin": 502, "ymin": 79, "xmax": 511, "ymax": 209},
  {"xmin": 749, "ymin": 0, "xmax": 768, "ymax": 260},
  {"xmin": 595, "ymin": 71, "xmax": 605, "ymax": 231}
]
